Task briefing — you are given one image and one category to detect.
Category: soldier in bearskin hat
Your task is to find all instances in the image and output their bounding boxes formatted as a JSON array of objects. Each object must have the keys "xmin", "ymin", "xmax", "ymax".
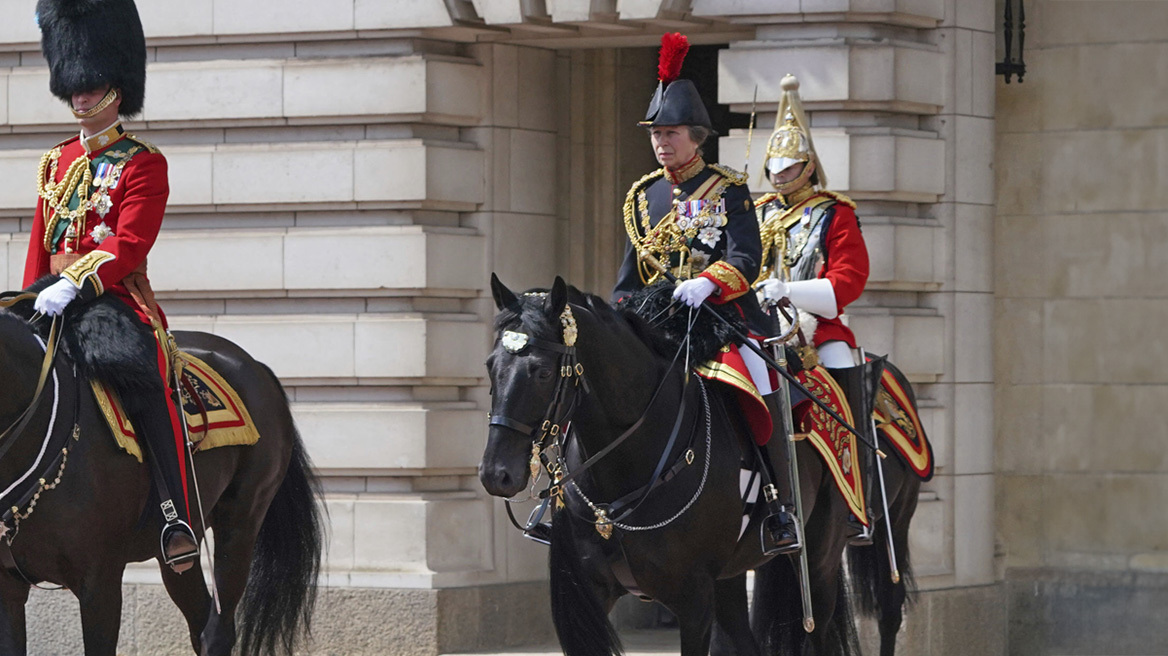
[
  {"xmin": 25, "ymin": 0, "xmax": 200, "ymax": 571},
  {"xmin": 754, "ymin": 75, "xmax": 878, "ymax": 544},
  {"xmin": 612, "ymin": 33, "xmax": 800, "ymax": 555}
]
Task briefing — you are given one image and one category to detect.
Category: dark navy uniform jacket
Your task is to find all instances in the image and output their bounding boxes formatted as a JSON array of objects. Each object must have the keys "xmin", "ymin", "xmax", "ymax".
[{"xmin": 613, "ymin": 158, "xmax": 773, "ymax": 336}]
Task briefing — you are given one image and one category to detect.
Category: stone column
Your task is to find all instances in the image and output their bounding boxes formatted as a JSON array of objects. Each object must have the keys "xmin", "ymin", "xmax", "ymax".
[{"xmin": 707, "ymin": 0, "xmax": 1003, "ymax": 650}]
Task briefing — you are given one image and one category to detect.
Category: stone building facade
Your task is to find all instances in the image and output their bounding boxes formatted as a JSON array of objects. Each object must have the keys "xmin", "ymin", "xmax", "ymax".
[{"xmin": 0, "ymin": 0, "xmax": 1158, "ymax": 653}]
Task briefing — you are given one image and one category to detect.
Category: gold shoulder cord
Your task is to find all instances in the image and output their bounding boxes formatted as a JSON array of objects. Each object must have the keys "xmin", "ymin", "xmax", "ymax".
[
  {"xmin": 622, "ymin": 169, "xmax": 665, "ymax": 247},
  {"xmin": 37, "ymin": 144, "xmax": 145, "ymax": 253},
  {"xmin": 38, "ymin": 149, "xmax": 92, "ymax": 252}
]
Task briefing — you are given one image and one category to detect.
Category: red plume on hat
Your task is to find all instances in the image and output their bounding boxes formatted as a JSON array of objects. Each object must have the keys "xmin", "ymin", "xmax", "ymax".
[
  {"xmin": 657, "ymin": 32, "xmax": 689, "ymax": 84},
  {"xmin": 640, "ymin": 32, "xmax": 711, "ymax": 130}
]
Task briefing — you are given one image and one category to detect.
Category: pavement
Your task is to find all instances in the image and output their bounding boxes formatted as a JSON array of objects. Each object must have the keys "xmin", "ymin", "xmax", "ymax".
[{"xmin": 444, "ymin": 629, "xmax": 679, "ymax": 656}]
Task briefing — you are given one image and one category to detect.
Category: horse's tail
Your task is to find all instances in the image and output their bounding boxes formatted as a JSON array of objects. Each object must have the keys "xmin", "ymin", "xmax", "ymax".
[
  {"xmin": 549, "ymin": 508, "xmax": 623, "ymax": 656},
  {"xmin": 754, "ymin": 559, "xmax": 862, "ymax": 656},
  {"xmin": 847, "ymin": 520, "xmax": 917, "ymax": 618},
  {"xmin": 826, "ymin": 570, "xmax": 863, "ymax": 656},
  {"xmin": 238, "ymin": 369, "xmax": 325, "ymax": 656}
]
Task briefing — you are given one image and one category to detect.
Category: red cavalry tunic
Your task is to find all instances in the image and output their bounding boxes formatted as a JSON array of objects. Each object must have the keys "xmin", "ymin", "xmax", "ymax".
[
  {"xmin": 23, "ymin": 126, "xmax": 189, "ymax": 513},
  {"xmin": 757, "ymin": 190, "xmax": 869, "ymax": 348},
  {"xmin": 24, "ymin": 127, "xmax": 169, "ymax": 328}
]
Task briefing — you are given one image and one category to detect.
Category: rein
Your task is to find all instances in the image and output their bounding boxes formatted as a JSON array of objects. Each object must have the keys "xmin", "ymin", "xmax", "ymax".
[{"xmin": 0, "ymin": 293, "xmax": 63, "ymax": 454}]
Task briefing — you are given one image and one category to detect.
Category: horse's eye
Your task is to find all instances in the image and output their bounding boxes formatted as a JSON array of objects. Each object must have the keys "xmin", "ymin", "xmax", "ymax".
[{"xmin": 536, "ymin": 367, "xmax": 555, "ymax": 382}]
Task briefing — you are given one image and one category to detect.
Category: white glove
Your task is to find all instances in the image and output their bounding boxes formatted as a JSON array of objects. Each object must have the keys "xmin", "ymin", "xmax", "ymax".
[
  {"xmin": 33, "ymin": 279, "xmax": 80, "ymax": 316},
  {"xmin": 786, "ymin": 278, "xmax": 838, "ymax": 319},
  {"xmin": 756, "ymin": 279, "xmax": 790, "ymax": 303},
  {"xmin": 672, "ymin": 277, "xmax": 717, "ymax": 308}
]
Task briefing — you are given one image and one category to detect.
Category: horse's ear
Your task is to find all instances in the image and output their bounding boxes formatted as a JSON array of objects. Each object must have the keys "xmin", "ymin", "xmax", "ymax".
[
  {"xmin": 548, "ymin": 276, "xmax": 568, "ymax": 315},
  {"xmin": 491, "ymin": 273, "xmax": 519, "ymax": 311}
]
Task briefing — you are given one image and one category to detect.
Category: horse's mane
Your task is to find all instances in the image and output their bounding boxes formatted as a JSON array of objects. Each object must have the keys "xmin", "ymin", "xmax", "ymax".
[
  {"xmin": 615, "ymin": 282, "xmax": 747, "ymax": 364},
  {"xmin": 493, "ymin": 282, "xmax": 743, "ymax": 365},
  {"xmin": 0, "ymin": 309, "xmax": 33, "ymax": 335}
]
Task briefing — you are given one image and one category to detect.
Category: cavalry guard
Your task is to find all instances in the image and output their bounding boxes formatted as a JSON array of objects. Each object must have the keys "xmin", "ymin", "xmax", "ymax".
[
  {"xmin": 612, "ymin": 33, "xmax": 800, "ymax": 555},
  {"xmin": 24, "ymin": 0, "xmax": 200, "ymax": 570},
  {"xmin": 754, "ymin": 74, "xmax": 881, "ymax": 544}
]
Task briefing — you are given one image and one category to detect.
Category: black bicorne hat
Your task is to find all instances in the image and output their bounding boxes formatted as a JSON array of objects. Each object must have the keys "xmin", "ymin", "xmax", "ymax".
[
  {"xmin": 639, "ymin": 33, "xmax": 713, "ymax": 131},
  {"xmin": 37, "ymin": 0, "xmax": 147, "ymax": 117}
]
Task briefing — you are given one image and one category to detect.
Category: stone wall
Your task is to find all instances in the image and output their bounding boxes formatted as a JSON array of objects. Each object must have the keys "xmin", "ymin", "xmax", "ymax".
[
  {"xmin": 995, "ymin": 0, "xmax": 1168, "ymax": 652},
  {"xmin": 0, "ymin": 0, "xmax": 1010, "ymax": 652}
]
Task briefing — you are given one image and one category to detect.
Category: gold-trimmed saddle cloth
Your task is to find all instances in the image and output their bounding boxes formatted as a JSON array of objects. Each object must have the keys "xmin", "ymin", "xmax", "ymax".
[{"xmin": 91, "ymin": 352, "xmax": 260, "ymax": 462}]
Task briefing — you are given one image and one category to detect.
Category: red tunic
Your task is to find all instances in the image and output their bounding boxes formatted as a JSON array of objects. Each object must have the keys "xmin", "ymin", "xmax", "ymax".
[
  {"xmin": 24, "ymin": 131, "xmax": 189, "ymax": 513},
  {"xmin": 812, "ymin": 201, "xmax": 868, "ymax": 348},
  {"xmin": 24, "ymin": 132, "xmax": 170, "ymax": 327},
  {"xmin": 758, "ymin": 191, "xmax": 869, "ymax": 348}
]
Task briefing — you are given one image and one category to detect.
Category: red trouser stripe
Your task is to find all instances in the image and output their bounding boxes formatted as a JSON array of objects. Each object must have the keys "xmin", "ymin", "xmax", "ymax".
[{"xmin": 153, "ymin": 337, "xmax": 191, "ymax": 519}]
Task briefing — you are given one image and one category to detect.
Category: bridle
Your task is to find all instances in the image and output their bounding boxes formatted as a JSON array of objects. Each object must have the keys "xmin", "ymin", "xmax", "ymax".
[
  {"xmin": 488, "ymin": 296, "xmax": 703, "ymax": 541},
  {"xmin": 487, "ymin": 300, "xmax": 588, "ymax": 512}
]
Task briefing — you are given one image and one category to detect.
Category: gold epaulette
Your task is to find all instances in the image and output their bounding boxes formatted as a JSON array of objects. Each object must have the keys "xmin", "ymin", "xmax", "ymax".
[
  {"xmin": 755, "ymin": 192, "xmax": 780, "ymax": 207},
  {"xmin": 126, "ymin": 134, "xmax": 161, "ymax": 155},
  {"xmin": 707, "ymin": 163, "xmax": 748, "ymax": 186},
  {"xmin": 819, "ymin": 189, "xmax": 856, "ymax": 209}
]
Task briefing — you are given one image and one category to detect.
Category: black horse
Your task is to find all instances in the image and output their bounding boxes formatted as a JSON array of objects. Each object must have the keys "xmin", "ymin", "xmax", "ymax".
[
  {"xmin": 734, "ymin": 361, "xmax": 924, "ymax": 656},
  {"xmin": 480, "ymin": 275, "xmax": 863, "ymax": 656},
  {"xmin": 0, "ymin": 302, "xmax": 323, "ymax": 655}
]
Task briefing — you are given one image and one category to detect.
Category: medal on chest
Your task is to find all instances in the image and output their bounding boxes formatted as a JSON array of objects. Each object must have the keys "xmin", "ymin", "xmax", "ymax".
[{"xmin": 675, "ymin": 198, "xmax": 727, "ymax": 248}]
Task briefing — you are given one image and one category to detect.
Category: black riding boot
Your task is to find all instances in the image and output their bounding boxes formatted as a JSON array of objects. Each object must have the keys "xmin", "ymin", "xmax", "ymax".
[
  {"xmin": 760, "ymin": 393, "xmax": 801, "ymax": 555},
  {"xmin": 845, "ymin": 442, "xmax": 876, "ymax": 546},
  {"xmin": 122, "ymin": 387, "xmax": 200, "ymax": 573}
]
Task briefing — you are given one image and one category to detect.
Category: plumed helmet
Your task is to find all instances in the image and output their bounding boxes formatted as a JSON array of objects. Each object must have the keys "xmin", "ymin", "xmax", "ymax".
[
  {"xmin": 639, "ymin": 33, "xmax": 713, "ymax": 132},
  {"xmin": 36, "ymin": 0, "xmax": 148, "ymax": 117},
  {"xmin": 763, "ymin": 74, "xmax": 826, "ymax": 187}
]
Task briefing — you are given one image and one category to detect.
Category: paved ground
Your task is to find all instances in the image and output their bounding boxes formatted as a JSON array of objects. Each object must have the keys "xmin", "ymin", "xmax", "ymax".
[{"xmin": 445, "ymin": 629, "xmax": 679, "ymax": 656}]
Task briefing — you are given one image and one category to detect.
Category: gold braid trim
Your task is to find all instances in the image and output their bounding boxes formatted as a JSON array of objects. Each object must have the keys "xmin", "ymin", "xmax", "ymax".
[
  {"xmin": 706, "ymin": 163, "xmax": 748, "ymax": 186},
  {"xmin": 38, "ymin": 148, "xmax": 93, "ymax": 252},
  {"xmin": 126, "ymin": 134, "xmax": 161, "ymax": 155},
  {"xmin": 819, "ymin": 189, "xmax": 856, "ymax": 209},
  {"xmin": 60, "ymin": 250, "xmax": 115, "ymax": 296},
  {"xmin": 702, "ymin": 261, "xmax": 749, "ymax": 301},
  {"xmin": 622, "ymin": 169, "xmax": 666, "ymax": 247}
]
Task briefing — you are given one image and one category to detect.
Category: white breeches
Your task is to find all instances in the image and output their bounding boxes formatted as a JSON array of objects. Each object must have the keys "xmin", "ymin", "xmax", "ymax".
[
  {"xmin": 818, "ymin": 340, "xmax": 857, "ymax": 368},
  {"xmin": 738, "ymin": 339, "xmax": 857, "ymax": 396},
  {"xmin": 739, "ymin": 339, "xmax": 774, "ymax": 397}
]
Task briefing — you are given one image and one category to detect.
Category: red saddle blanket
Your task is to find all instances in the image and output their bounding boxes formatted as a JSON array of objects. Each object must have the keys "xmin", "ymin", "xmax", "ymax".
[
  {"xmin": 797, "ymin": 366, "xmax": 868, "ymax": 525},
  {"xmin": 873, "ymin": 367, "xmax": 933, "ymax": 481},
  {"xmin": 91, "ymin": 352, "xmax": 260, "ymax": 461}
]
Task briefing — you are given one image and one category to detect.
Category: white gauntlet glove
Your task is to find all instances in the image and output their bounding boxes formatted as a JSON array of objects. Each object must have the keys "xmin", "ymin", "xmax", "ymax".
[
  {"xmin": 785, "ymin": 278, "xmax": 838, "ymax": 319},
  {"xmin": 672, "ymin": 277, "xmax": 717, "ymax": 308},
  {"xmin": 33, "ymin": 279, "xmax": 80, "ymax": 316},
  {"xmin": 755, "ymin": 279, "xmax": 790, "ymax": 303}
]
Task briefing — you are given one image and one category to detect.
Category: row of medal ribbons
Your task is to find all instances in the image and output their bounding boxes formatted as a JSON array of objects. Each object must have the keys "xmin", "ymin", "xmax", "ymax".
[{"xmin": 676, "ymin": 198, "xmax": 727, "ymax": 231}]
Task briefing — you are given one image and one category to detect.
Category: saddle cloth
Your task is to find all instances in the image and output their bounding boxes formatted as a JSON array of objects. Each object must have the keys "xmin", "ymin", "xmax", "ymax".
[
  {"xmin": 90, "ymin": 352, "xmax": 260, "ymax": 462},
  {"xmin": 797, "ymin": 365, "xmax": 868, "ymax": 525},
  {"xmin": 873, "ymin": 367, "xmax": 933, "ymax": 481}
]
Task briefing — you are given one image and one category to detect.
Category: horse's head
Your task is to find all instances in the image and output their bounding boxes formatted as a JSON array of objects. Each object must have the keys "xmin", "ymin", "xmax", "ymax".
[{"xmin": 479, "ymin": 274, "xmax": 582, "ymax": 498}]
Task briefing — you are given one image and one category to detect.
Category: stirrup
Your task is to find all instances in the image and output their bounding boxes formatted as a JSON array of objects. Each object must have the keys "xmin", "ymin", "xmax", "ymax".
[
  {"xmin": 846, "ymin": 514, "xmax": 874, "ymax": 547},
  {"xmin": 523, "ymin": 522, "xmax": 553, "ymax": 546},
  {"xmin": 161, "ymin": 520, "xmax": 199, "ymax": 573},
  {"xmin": 761, "ymin": 503, "xmax": 803, "ymax": 556}
]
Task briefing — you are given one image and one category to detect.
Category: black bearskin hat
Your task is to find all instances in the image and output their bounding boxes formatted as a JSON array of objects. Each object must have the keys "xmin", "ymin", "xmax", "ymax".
[
  {"xmin": 36, "ymin": 0, "xmax": 147, "ymax": 117},
  {"xmin": 639, "ymin": 32, "xmax": 713, "ymax": 131}
]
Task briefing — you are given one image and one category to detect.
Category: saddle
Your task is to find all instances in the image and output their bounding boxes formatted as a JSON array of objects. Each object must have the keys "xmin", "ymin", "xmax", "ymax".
[{"xmin": 91, "ymin": 351, "xmax": 260, "ymax": 462}]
